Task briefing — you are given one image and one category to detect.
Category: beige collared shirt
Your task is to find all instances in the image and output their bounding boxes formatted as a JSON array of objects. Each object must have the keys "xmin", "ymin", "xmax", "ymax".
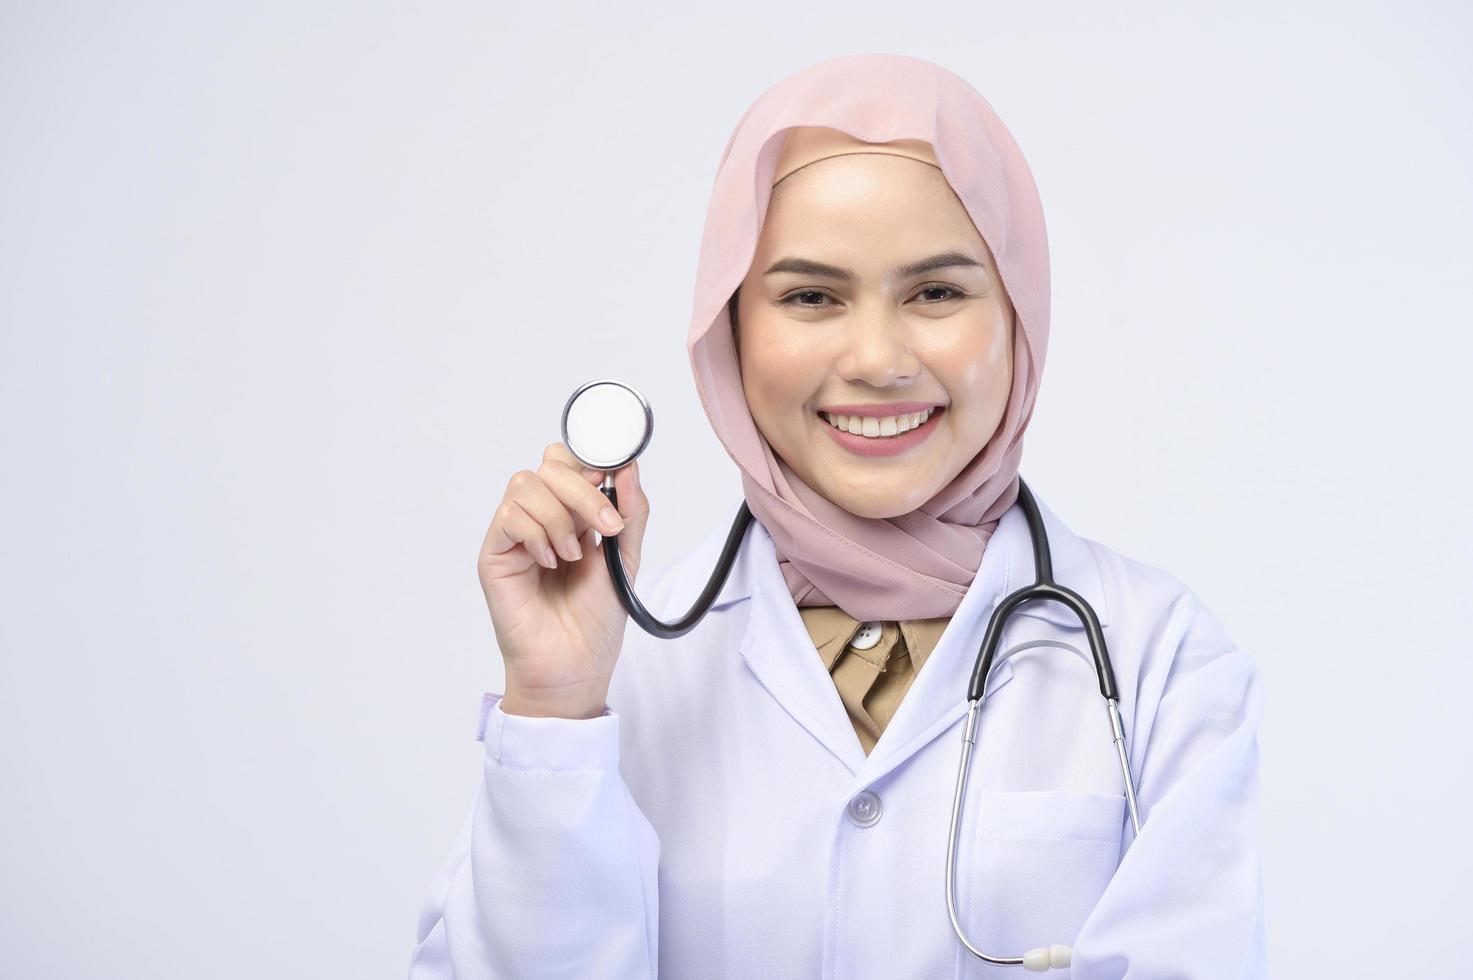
[{"xmin": 797, "ymin": 606, "xmax": 951, "ymax": 756}]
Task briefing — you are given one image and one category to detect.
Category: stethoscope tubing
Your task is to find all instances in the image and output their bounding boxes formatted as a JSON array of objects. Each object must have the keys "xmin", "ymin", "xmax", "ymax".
[
  {"xmin": 597, "ymin": 473, "xmax": 753, "ymax": 638},
  {"xmin": 596, "ymin": 473, "xmax": 1143, "ymax": 970}
]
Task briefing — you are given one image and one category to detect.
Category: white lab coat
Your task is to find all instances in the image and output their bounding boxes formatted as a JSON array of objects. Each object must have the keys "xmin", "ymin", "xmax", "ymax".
[{"xmin": 409, "ymin": 489, "xmax": 1267, "ymax": 978}]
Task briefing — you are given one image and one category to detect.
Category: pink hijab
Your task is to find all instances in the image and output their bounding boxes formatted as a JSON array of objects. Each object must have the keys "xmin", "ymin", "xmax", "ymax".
[{"xmin": 686, "ymin": 53, "xmax": 1051, "ymax": 622}]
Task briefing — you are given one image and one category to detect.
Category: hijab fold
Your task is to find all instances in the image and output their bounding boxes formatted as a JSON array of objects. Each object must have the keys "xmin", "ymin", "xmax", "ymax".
[{"xmin": 687, "ymin": 54, "xmax": 1052, "ymax": 622}]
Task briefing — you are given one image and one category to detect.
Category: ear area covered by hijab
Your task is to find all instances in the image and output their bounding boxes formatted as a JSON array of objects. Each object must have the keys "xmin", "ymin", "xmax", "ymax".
[{"xmin": 687, "ymin": 54, "xmax": 1051, "ymax": 622}]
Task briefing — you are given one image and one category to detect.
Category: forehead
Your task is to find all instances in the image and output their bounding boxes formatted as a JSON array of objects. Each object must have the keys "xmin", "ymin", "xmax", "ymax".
[{"xmin": 758, "ymin": 155, "xmax": 995, "ymax": 274}]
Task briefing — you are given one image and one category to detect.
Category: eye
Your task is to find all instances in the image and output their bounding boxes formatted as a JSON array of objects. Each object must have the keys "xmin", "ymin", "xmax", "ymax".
[
  {"xmin": 914, "ymin": 284, "xmax": 966, "ymax": 303},
  {"xmin": 779, "ymin": 289, "xmax": 836, "ymax": 308}
]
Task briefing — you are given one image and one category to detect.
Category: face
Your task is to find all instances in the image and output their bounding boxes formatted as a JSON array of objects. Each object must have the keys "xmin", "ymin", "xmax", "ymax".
[{"xmin": 734, "ymin": 151, "xmax": 1015, "ymax": 519}]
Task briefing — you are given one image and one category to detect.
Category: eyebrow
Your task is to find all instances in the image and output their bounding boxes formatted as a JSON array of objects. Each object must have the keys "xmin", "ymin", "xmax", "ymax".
[{"xmin": 762, "ymin": 250, "xmax": 985, "ymax": 282}]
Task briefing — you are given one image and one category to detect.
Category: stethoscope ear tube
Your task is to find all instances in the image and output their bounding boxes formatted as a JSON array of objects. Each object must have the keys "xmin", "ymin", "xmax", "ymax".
[
  {"xmin": 969, "ymin": 583, "xmax": 1118, "ymax": 702},
  {"xmin": 597, "ymin": 476, "xmax": 754, "ymax": 638},
  {"xmin": 970, "ymin": 480, "xmax": 1120, "ymax": 703},
  {"xmin": 949, "ymin": 478, "xmax": 1141, "ymax": 969}
]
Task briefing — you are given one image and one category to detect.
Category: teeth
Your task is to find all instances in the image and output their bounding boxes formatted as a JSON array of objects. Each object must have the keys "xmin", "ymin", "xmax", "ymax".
[{"xmin": 820, "ymin": 407, "xmax": 935, "ymax": 438}]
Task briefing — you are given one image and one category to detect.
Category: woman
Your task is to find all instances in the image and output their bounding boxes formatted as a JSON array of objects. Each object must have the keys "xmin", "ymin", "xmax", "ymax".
[{"xmin": 410, "ymin": 54, "xmax": 1265, "ymax": 978}]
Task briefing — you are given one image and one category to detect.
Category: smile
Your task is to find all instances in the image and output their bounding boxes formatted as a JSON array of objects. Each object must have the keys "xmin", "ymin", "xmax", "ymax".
[
  {"xmin": 817, "ymin": 406, "xmax": 944, "ymax": 457},
  {"xmin": 820, "ymin": 408, "xmax": 935, "ymax": 437}
]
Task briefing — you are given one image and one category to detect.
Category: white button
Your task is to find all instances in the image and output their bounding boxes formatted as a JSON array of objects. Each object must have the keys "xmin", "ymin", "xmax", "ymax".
[
  {"xmin": 847, "ymin": 790, "xmax": 882, "ymax": 827},
  {"xmin": 848, "ymin": 621, "xmax": 883, "ymax": 651}
]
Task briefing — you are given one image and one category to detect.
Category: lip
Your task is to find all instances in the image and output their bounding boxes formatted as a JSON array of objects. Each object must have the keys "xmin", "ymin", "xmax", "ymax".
[
  {"xmin": 816, "ymin": 401, "xmax": 942, "ymax": 418},
  {"xmin": 819, "ymin": 406, "xmax": 944, "ymax": 458}
]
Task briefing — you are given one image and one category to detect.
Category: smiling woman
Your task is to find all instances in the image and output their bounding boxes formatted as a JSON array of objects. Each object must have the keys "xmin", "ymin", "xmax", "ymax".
[
  {"xmin": 418, "ymin": 53, "xmax": 1265, "ymax": 980},
  {"xmin": 730, "ymin": 130, "xmax": 1016, "ymax": 519},
  {"xmin": 695, "ymin": 112, "xmax": 1045, "ymax": 622}
]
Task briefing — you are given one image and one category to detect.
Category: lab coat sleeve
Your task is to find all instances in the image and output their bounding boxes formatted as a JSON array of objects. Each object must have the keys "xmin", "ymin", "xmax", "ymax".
[
  {"xmin": 407, "ymin": 692, "xmax": 661, "ymax": 979},
  {"xmin": 1070, "ymin": 592, "xmax": 1268, "ymax": 979}
]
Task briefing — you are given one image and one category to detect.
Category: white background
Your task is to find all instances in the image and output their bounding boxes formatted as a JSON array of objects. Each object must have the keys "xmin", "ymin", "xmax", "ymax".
[{"xmin": 2, "ymin": 2, "xmax": 1469, "ymax": 977}]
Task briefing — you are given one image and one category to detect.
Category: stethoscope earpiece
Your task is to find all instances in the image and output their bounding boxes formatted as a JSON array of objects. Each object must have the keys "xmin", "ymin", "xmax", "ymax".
[{"xmin": 1022, "ymin": 945, "xmax": 1072, "ymax": 971}]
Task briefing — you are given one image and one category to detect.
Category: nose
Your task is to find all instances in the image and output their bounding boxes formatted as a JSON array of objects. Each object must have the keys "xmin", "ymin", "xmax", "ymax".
[{"xmin": 836, "ymin": 308, "xmax": 921, "ymax": 387}]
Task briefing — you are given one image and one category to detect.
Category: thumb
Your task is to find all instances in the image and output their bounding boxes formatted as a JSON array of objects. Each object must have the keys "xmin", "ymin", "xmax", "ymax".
[{"xmin": 607, "ymin": 460, "xmax": 651, "ymax": 577}]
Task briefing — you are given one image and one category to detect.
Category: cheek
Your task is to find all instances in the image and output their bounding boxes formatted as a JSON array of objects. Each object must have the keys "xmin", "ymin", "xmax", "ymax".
[
  {"xmin": 740, "ymin": 326, "xmax": 826, "ymax": 410},
  {"xmin": 939, "ymin": 321, "xmax": 1013, "ymax": 427},
  {"xmin": 957, "ymin": 348, "xmax": 1006, "ymax": 393},
  {"xmin": 956, "ymin": 324, "xmax": 1010, "ymax": 383}
]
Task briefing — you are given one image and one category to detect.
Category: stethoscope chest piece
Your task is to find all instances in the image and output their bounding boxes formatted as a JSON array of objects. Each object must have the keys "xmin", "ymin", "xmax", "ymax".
[{"xmin": 561, "ymin": 378, "xmax": 654, "ymax": 471}]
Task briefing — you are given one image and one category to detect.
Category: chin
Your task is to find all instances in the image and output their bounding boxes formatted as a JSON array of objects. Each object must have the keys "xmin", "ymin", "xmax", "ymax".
[
  {"xmin": 846, "ymin": 502, "xmax": 911, "ymax": 520},
  {"xmin": 788, "ymin": 445, "xmax": 939, "ymax": 518},
  {"xmin": 825, "ymin": 486, "xmax": 920, "ymax": 520}
]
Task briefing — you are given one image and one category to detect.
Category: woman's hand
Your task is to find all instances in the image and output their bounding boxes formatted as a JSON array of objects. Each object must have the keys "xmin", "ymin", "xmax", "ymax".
[{"xmin": 477, "ymin": 442, "xmax": 650, "ymax": 719}]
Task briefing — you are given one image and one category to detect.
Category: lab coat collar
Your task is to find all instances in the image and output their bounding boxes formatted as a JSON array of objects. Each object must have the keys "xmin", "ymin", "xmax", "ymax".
[
  {"xmin": 662, "ymin": 486, "xmax": 1107, "ymax": 778},
  {"xmin": 717, "ymin": 484, "xmax": 1110, "ymax": 777}
]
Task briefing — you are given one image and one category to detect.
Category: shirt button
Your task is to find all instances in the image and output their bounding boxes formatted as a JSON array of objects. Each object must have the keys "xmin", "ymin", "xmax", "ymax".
[
  {"xmin": 847, "ymin": 789, "xmax": 882, "ymax": 828},
  {"xmin": 849, "ymin": 621, "xmax": 883, "ymax": 651}
]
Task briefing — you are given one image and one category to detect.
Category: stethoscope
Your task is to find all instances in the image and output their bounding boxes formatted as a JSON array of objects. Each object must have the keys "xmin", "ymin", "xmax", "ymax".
[{"xmin": 561, "ymin": 378, "xmax": 1143, "ymax": 973}]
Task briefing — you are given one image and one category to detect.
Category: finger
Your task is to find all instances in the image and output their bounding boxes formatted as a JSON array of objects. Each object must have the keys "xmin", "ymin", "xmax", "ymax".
[
  {"xmin": 611, "ymin": 460, "xmax": 649, "ymax": 531},
  {"xmin": 608, "ymin": 460, "xmax": 650, "ymax": 568},
  {"xmin": 543, "ymin": 441, "xmax": 610, "ymax": 487},
  {"xmin": 539, "ymin": 456, "xmax": 626, "ymax": 536},
  {"xmin": 482, "ymin": 499, "xmax": 558, "ymax": 569},
  {"xmin": 510, "ymin": 470, "xmax": 585, "ymax": 562}
]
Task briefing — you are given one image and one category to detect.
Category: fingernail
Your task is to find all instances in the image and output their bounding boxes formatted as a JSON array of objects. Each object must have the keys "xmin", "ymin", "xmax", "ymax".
[
  {"xmin": 599, "ymin": 506, "xmax": 625, "ymax": 533},
  {"xmin": 563, "ymin": 534, "xmax": 582, "ymax": 560},
  {"xmin": 540, "ymin": 545, "xmax": 557, "ymax": 568}
]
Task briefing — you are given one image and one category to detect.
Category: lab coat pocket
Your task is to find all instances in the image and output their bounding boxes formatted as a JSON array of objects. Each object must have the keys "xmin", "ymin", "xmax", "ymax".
[{"xmin": 955, "ymin": 790, "xmax": 1126, "ymax": 978}]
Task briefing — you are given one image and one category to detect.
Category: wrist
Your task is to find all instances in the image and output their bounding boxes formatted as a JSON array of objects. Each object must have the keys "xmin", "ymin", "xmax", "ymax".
[{"xmin": 500, "ymin": 687, "xmax": 607, "ymax": 720}]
